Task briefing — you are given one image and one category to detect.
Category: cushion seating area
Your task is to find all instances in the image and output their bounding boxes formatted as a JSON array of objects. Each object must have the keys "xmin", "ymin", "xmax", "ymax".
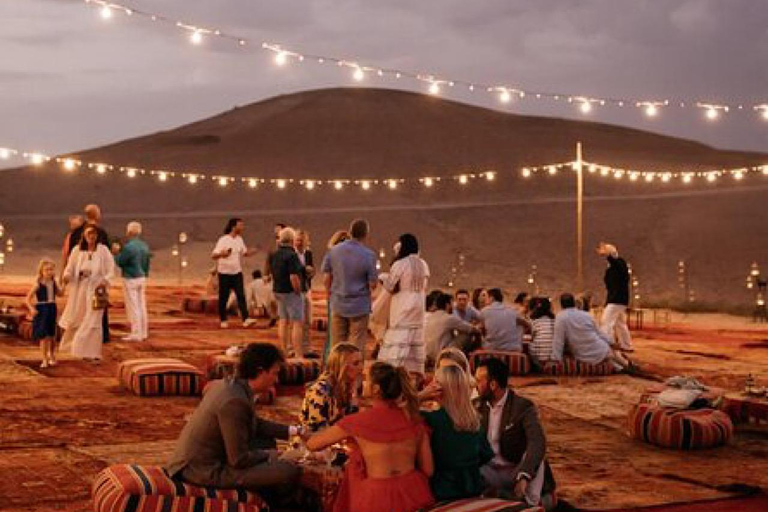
[
  {"xmin": 279, "ymin": 358, "xmax": 322, "ymax": 385},
  {"xmin": 469, "ymin": 350, "xmax": 531, "ymax": 376},
  {"xmin": 118, "ymin": 358, "xmax": 204, "ymax": 397},
  {"xmin": 542, "ymin": 358, "xmax": 616, "ymax": 377},
  {"xmin": 181, "ymin": 296, "xmax": 236, "ymax": 315},
  {"xmin": 92, "ymin": 464, "xmax": 268, "ymax": 512},
  {"xmin": 427, "ymin": 498, "xmax": 541, "ymax": 511},
  {"xmin": 721, "ymin": 395, "xmax": 768, "ymax": 427},
  {"xmin": 628, "ymin": 403, "xmax": 734, "ymax": 450},
  {"xmin": 311, "ymin": 318, "xmax": 328, "ymax": 331}
]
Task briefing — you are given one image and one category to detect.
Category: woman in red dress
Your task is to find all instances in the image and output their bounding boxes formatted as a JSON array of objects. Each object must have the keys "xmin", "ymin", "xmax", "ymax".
[{"xmin": 307, "ymin": 361, "xmax": 435, "ymax": 512}]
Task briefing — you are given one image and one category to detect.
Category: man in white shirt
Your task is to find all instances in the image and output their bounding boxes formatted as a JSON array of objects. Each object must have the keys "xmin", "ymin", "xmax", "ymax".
[{"xmin": 211, "ymin": 218, "xmax": 257, "ymax": 328}]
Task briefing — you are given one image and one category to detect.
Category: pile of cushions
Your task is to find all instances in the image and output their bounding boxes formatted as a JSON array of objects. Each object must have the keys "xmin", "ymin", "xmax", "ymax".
[
  {"xmin": 92, "ymin": 464, "xmax": 268, "ymax": 512},
  {"xmin": 118, "ymin": 358, "xmax": 204, "ymax": 397},
  {"xmin": 627, "ymin": 403, "xmax": 733, "ymax": 450},
  {"xmin": 542, "ymin": 358, "xmax": 616, "ymax": 377},
  {"xmin": 469, "ymin": 350, "xmax": 531, "ymax": 376},
  {"xmin": 279, "ymin": 358, "xmax": 322, "ymax": 386}
]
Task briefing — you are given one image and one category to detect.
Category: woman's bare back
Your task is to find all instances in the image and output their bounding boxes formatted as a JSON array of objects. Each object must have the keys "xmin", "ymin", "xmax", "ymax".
[{"xmin": 355, "ymin": 436, "xmax": 419, "ymax": 478}]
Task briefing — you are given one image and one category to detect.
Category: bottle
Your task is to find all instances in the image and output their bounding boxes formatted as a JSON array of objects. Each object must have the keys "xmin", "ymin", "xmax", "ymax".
[{"xmin": 745, "ymin": 374, "xmax": 755, "ymax": 394}]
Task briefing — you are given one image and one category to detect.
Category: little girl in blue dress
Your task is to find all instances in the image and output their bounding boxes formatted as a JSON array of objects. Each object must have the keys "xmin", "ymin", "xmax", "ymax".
[{"xmin": 25, "ymin": 259, "xmax": 62, "ymax": 368}]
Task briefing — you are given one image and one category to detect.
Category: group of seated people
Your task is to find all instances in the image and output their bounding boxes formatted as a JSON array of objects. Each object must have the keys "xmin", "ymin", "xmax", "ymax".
[
  {"xmin": 425, "ymin": 287, "xmax": 630, "ymax": 372},
  {"xmin": 167, "ymin": 343, "xmax": 557, "ymax": 512}
]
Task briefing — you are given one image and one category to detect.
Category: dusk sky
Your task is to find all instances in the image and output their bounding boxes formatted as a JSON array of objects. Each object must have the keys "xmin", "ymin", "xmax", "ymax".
[{"xmin": 1, "ymin": 0, "xmax": 767, "ymax": 162}]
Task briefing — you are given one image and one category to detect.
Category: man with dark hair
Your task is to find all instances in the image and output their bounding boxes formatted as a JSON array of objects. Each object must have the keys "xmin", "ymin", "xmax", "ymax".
[
  {"xmin": 453, "ymin": 288, "xmax": 481, "ymax": 324},
  {"xmin": 480, "ymin": 288, "xmax": 530, "ymax": 352},
  {"xmin": 475, "ymin": 358, "xmax": 556, "ymax": 509},
  {"xmin": 553, "ymin": 292, "xmax": 629, "ymax": 370},
  {"xmin": 212, "ymin": 218, "xmax": 257, "ymax": 328},
  {"xmin": 321, "ymin": 218, "xmax": 378, "ymax": 350},
  {"xmin": 167, "ymin": 343, "xmax": 303, "ymax": 504},
  {"xmin": 425, "ymin": 292, "xmax": 478, "ymax": 361}
]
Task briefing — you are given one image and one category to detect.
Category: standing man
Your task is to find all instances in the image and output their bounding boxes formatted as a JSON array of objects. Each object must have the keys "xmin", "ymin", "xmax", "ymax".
[
  {"xmin": 295, "ymin": 229, "xmax": 318, "ymax": 358},
  {"xmin": 597, "ymin": 242, "xmax": 633, "ymax": 352},
  {"xmin": 270, "ymin": 227, "xmax": 305, "ymax": 358},
  {"xmin": 321, "ymin": 218, "xmax": 378, "ymax": 351},
  {"xmin": 212, "ymin": 218, "xmax": 257, "ymax": 329},
  {"xmin": 475, "ymin": 358, "xmax": 557, "ymax": 509},
  {"xmin": 113, "ymin": 221, "xmax": 150, "ymax": 341}
]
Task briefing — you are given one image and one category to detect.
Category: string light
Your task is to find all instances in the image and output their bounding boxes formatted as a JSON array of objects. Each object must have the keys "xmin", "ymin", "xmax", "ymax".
[
  {"xmin": 62, "ymin": 158, "xmax": 77, "ymax": 171},
  {"xmin": 126, "ymin": 168, "xmax": 136, "ymax": 178},
  {"xmin": 0, "ymin": 148, "xmax": 13, "ymax": 159},
  {"xmin": 387, "ymin": 179, "xmax": 398, "ymax": 190},
  {"xmin": 189, "ymin": 175, "xmax": 198, "ymax": 184},
  {"xmin": 334, "ymin": 180, "xmax": 343, "ymax": 190},
  {"xmin": 458, "ymin": 174, "xmax": 468, "ymax": 185},
  {"xmin": 485, "ymin": 171, "xmax": 495, "ymax": 181},
  {"xmin": 218, "ymin": 176, "xmax": 228, "ymax": 187},
  {"xmin": 76, "ymin": 0, "xmax": 767, "ymax": 125},
  {"xmin": 305, "ymin": 179, "xmax": 315, "ymax": 190},
  {"xmin": 247, "ymin": 178, "xmax": 257, "ymax": 188},
  {"xmin": 276, "ymin": 179, "xmax": 286, "ymax": 189},
  {"xmin": 423, "ymin": 177, "xmax": 434, "ymax": 187},
  {"xmin": 158, "ymin": 171, "xmax": 167, "ymax": 181},
  {"xmin": 521, "ymin": 168, "xmax": 531, "ymax": 178},
  {"xmin": 96, "ymin": 163, "xmax": 107, "ymax": 174},
  {"xmin": 428, "ymin": 82, "xmax": 440, "ymax": 95},
  {"xmin": 360, "ymin": 180, "xmax": 371, "ymax": 190}
]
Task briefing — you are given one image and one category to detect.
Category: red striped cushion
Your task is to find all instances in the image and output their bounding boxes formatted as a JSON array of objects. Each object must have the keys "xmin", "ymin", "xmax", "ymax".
[
  {"xmin": 469, "ymin": 350, "xmax": 531, "ymax": 376},
  {"xmin": 628, "ymin": 403, "xmax": 733, "ymax": 450},
  {"xmin": 92, "ymin": 464, "xmax": 267, "ymax": 512},
  {"xmin": 542, "ymin": 358, "xmax": 616, "ymax": 376},
  {"xmin": 118, "ymin": 358, "xmax": 204, "ymax": 396},
  {"xmin": 181, "ymin": 296, "xmax": 231, "ymax": 315},
  {"xmin": 311, "ymin": 318, "xmax": 328, "ymax": 331},
  {"xmin": 427, "ymin": 498, "xmax": 536, "ymax": 511},
  {"xmin": 279, "ymin": 358, "xmax": 321, "ymax": 385}
]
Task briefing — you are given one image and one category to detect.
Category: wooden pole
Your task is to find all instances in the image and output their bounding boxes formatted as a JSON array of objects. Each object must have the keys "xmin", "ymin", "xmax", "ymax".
[{"xmin": 576, "ymin": 142, "xmax": 584, "ymax": 291}]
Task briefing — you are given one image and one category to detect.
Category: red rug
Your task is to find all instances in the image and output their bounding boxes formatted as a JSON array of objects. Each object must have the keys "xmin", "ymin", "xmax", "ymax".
[{"xmin": 604, "ymin": 493, "xmax": 768, "ymax": 512}]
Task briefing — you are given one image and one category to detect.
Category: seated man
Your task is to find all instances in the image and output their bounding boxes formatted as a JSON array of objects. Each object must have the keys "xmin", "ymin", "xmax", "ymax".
[
  {"xmin": 552, "ymin": 293, "xmax": 629, "ymax": 370},
  {"xmin": 425, "ymin": 293, "xmax": 479, "ymax": 362},
  {"xmin": 166, "ymin": 343, "xmax": 303, "ymax": 505},
  {"xmin": 479, "ymin": 288, "xmax": 530, "ymax": 352},
  {"xmin": 453, "ymin": 289, "xmax": 481, "ymax": 324},
  {"xmin": 475, "ymin": 358, "xmax": 557, "ymax": 510}
]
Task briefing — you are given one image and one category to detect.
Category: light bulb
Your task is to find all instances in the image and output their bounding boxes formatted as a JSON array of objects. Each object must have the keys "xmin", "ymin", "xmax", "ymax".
[
  {"xmin": 96, "ymin": 164, "xmax": 107, "ymax": 174},
  {"xmin": 275, "ymin": 52, "xmax": 288, "ymax": 66},
  {"xmin": 706, "ymin": 173, "xmax": 716, "ymax": 182},
  {"xmin": 499, "ymin": 90, "xmax": 511, "ymax": 103},
  {"xmin": 429, "ymin": 82, "xmax": 440, "ymax": 95},
  {"xmin": 734, "ymin": 171, "xmax": 744, "ymax": 180},
  {"xmin": 424, "ymin": 177, "xmax": 434, "ymax": 187},
  {"xmin": 548, "ymin": 166, "xmax": 557, "ymax": 175},
  {"xmin": 485, "ymin": 171, "xmax": 495, "ymax": 181},
  {"xmin": 0, "ymin": 148, "xmax": 9, "ymax": 159},
  {"xmin": 361, "ymin": 180, "xmax": 371, "ymax": 190},
  {"xmin": 661, "ymin": 174, "xmax": 671, "ymax": 183},
  {"xmin": 458, "ymin": 175, "xmax": 468, "ymax": 185},
  {"xmin": 706, "ymin": 108, "xmax": 718, "ymax": 120},
  {"xmin": 682, "ymin": 174, "xmax": 692, "ymax": 184},
  {"xmin": 63, "ymin": 159, "xmax": 76, "ymax": 171},
  {"xmin": 158, "ymin": 172, "xmax": 167, "ymax": 182},
  {"xmin": 126, "ymin": 169, "xmax": 136, "ymax": 178},
  {"xmin": 334, "ymin": 180, "xmax": 343, "ymax": 190},
  {"xmin": 247, "ymin": 178, "xmax": 257, "ymax": 188},
  {"xmin": 580, "ymin": 101, "xmax": 592, "ymax": 114},
  {"xmin": 305, "ymin": 180, "xmax": 315, "ymax": 190},
  {"xmin": 762, "ymin": 109, "xmax": 768, "ymax": 121},
  {"xmin": 645, "ymin": 104, "xmax": 658, "ymax": 117},
  {"xmin": 218, "ymin": 177, "xmax": 228, "ymax": 187},
  {"xmin": 353, "ymin": 68, "xmax": 364, "ymax": 81},
  {"xmin": 276, "ymin": 179, "xmax": 286, "ymax": 189},
  {"xmin": 100, "ymin": 5, "xmax": 113, "ymax": 19},
  {"xmin": 645, "ymin": 174, "xmax": 654, "ymax": 182},
  {"xmin": 179, "ymin": 232, "xmax": 188, "ymax": 244},
  {"xmin": 30, "ymin": 154, "xmax": 45, "ymax": 166},
  {"xmin": 188, "ymin": 175, "xmax": 198, "ymax": 184},
  {"xmin": 388, "ymin": 180, "xmax": 397, "ymax": 190},
  {"xmin": 629, "ymin": 173, "xmax": 639, "ymax": 181},
  {"xmin": 521, "ymin": 168, "xmax": 531, "ymax": 178},
  {"xmin": 190, "ymin": 30, "xmax": 203, "ymax": 45}
]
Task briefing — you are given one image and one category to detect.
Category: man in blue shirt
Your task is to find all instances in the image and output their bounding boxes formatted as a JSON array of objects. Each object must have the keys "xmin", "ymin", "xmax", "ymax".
[
  {"xmin": 480, "ymin": 288, "xmax": 530, "ymax": 352},
  {"xmin": 321, "ymin": 219, "xmax": 378, "ymax": 352},
  {"xmin": 453, "ymin": 289, "xmax": 481, "ymax": 324},
  {"xmin": 114, "ymin": 221, "xmax": 151, "ymax": 341}
]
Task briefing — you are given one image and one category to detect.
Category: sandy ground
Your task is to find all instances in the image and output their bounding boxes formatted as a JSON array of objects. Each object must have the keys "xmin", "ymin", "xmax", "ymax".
[{"xmin": 0, "ymin": 278, "xmax": 767, "ymax": 511}]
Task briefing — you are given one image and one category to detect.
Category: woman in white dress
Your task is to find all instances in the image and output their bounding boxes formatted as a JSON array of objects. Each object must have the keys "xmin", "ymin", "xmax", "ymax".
[
  {"xmin": 377, "ymin": 233, "xmax": 430, "ymax": 378},
  {"xmin": 59, "ymin": 225, "xmax": 115, "ymax": 361}
]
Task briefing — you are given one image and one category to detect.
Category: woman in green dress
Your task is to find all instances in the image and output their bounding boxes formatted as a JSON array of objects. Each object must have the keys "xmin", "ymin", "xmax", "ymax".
[{"xmin": 422, "ymin": 364, "xmax": 494, "ymax": 501}]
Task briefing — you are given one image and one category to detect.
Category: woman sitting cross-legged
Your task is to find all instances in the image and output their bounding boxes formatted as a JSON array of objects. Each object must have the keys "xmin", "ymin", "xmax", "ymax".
[
  {"xmin": 306, "ymin": 362, "xmax": 435, "ymax": 512},
  {"xmin": 422, "ymin": 364, "xmax": 494, "ymax": 502},
  {"xmin": 300, "ymin": 343, "xmax": 362, "ymax": 432}
]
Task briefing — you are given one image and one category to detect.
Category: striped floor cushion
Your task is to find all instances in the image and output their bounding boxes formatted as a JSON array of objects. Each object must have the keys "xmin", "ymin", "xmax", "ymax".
[
  {"xmin": 118, "ymin": 358, "xmax": 204, "ymax": 396},
  {"xmin": 628, "ymin": 403, "xmax": 734, "ymax": 450},
  {"xmin": 542, "ymin": 358, "xmax": 616, "ymax": 376},
  {"xmin": 311, "ymin": 318, "xmax": 328, "ymax": 331},
  {"xmin": 93, "ymin": 464, "xmax": 267, "ymax": 512},
  {"xmin": 279, "ymin": 358, "xmax": 321, "ymax": 385},
  {"xmin": 469, "ymin": 350, "xmax": 531, "ymax": 376},
  {"xmin": 427, "ymin": 498, "xmax": 538, "ymax": 511}
]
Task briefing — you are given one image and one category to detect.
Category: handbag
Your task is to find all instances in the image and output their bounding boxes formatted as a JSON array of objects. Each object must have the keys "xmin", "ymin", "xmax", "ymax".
[{"xmin": 92, "ymin": 285, "xmax": 109, "ymax": 310}]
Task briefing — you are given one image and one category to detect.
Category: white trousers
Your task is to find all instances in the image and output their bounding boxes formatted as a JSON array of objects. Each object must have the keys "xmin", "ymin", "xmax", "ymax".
[
  {"xmin": 123, "ymin": 277, "xmax": 148, "ymax": 339},
  {"xmin": 601, "ymin": 303, "xmax": 632, "ymax": 350}
]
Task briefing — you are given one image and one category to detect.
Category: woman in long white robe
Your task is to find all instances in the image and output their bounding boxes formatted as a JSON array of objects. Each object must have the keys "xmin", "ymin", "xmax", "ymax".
[
  {"xmin": 59, "ymin": 226, "xmax": 115, "ymax": 361},
  {"xmin": 377, "ymin": 234, "xmax": 430, "ymax": 376}
]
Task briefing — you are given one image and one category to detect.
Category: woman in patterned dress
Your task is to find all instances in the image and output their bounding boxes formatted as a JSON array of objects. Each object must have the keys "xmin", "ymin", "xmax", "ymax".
[{"xmin": 301, "ymin": 343, "xmax": 362, "ymax": 431}]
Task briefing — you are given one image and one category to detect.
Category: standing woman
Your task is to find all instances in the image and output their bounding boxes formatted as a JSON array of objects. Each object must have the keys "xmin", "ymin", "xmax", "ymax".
[
  {"xmin": 59, "ymin": 225, "xmax": 115, "ymax": 362},
  {"xmin": 377, "ymin": 234, "xmax": 430, "ymax": 380}
]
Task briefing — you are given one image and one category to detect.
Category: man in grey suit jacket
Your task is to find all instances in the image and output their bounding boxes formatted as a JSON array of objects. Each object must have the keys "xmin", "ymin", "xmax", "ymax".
[
  {"xmin": 475, "ymin": 358, "xmax": 557, "ymax": 510},
  {"xmin": 166, "ymin": 343, "xmax": 303, "ymax": 500}
]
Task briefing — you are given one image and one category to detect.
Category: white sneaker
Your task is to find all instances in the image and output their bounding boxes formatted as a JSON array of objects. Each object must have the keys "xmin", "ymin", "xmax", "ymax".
[
  {"xmin": 243, "ymin": 318, "xmax": 257, "ymax": 328},
  {"xmin": 220, "ymin": 321, "xmax": 229, "ymax": 329},
  {"xmin": 122, "ymin": 335, "xmax": 141, "ymax": 342}
]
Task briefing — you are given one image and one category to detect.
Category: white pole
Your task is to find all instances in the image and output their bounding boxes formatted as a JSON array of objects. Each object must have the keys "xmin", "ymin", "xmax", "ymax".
[{"xmin": 576, "ymin": 142, "xmax": 584, "ymax": 291}]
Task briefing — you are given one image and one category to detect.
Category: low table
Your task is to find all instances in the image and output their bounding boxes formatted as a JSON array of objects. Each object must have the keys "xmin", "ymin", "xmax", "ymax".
[{"xmin": 722, "ymin": 393, "xmax": 768, "ymax": 428}]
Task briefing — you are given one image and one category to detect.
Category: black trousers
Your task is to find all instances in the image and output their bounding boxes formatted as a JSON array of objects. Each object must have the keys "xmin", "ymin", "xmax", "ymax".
[
  {"xmin": 102, "ymin": 306, "xmax": 110, "ymax": 343},
  {"xmin": 218, "ymin": 272, "xmax": 249, "ymax": 322}
]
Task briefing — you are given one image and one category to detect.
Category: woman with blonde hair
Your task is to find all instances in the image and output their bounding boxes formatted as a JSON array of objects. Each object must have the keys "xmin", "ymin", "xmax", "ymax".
[
  {"xmin": 301, "ymin": 342, "xmax": 362, "ymax": 431},
  {"xmin": 421, "ymin": 364, "xmax": 493, "ymax": 501},
  {"xmin": 307, "ymin": 361, "xmax": 435, "ymax": 512}
]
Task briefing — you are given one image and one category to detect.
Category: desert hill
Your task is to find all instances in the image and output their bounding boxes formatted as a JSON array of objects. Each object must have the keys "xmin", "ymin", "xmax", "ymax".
[{"xmin": 1, "ymin": 88, "xmax": 766, "ymax": 306}]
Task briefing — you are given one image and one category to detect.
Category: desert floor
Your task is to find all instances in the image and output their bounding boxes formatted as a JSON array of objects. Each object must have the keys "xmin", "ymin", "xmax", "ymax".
[{"xmin": 0, "ymin": 278, "xmax": 767, "ymax": 511}]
